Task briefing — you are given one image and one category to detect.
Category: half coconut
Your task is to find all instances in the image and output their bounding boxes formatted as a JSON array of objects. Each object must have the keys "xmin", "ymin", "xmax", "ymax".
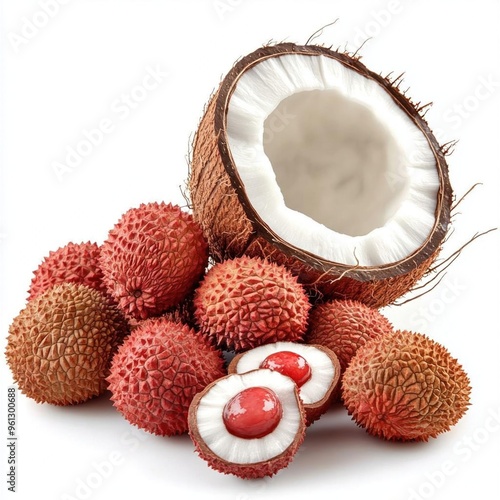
[{"xmin": 189, "ymin": 43, "xmax": 452, "ymax": 307}]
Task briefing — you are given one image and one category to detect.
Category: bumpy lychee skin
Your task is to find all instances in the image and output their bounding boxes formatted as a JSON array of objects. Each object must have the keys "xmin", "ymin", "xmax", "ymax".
[
  {"xmin": 128, "ymin": 294, "xmax": 197, "ymax": 332},
  {"xmin": 100, "ymin": 202, "xmax": 209, "ymax": 321},
  {"xmin": 306, "ymin": 299, "xmax": 393, "ymax": 374},
  {"xmin": 6, "ymin": 283, "xmax": 129, "ymax": 406},
  {"xmin": 193, "ymin": 256, "xmax": 311, "ymax": 351},
  {"xmin": 28, "ymin": 241, "xmax": 107, "ymax": 300},
  {"xmin": 342, "ymin": 330, "xmax": 471, "ymax": 441},
  {"xmin": 107, "ymin": 317, "xmax": 226, "ymax": 436}
]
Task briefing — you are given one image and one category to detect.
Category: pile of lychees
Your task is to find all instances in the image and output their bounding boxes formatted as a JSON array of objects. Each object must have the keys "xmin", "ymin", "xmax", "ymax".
[{"xmin": 5, "ymin": 201, "xmax": 471, "ymax": 479}]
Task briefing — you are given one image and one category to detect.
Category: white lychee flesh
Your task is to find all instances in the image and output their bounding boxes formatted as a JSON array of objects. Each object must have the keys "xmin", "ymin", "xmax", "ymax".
[{"xmin": 193, "ymin": 369, "xmax": 302, "ymax": 464}]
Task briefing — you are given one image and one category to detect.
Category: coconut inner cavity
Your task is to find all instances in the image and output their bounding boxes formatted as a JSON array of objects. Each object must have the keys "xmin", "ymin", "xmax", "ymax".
[{"xmin": 263, "ymin": 89, "xmax": 408, "ymax": 237}]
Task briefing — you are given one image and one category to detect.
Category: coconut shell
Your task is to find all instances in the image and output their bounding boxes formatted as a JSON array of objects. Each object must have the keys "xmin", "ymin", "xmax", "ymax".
[{"xmin": 189, "ymin": 43, "xmax": 452, "ymax": 308}]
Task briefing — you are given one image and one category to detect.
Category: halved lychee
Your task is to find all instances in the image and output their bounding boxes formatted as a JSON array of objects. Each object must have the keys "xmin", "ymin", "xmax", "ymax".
[
  {"xmin": 188, "ymin": 369, "xmax": 306, "ymax": 479},
  {"xmin": 228, "ymin": 341, "xmax": 340, "ymax": 424}
]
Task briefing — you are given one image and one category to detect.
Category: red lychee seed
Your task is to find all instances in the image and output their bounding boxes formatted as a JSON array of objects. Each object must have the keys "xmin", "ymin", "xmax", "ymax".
[
  {"xmin": 260, "ymin": 351, "xmax": 312, "ymax": 387},
  {"xmin": 222, "ymin": 386, "xmax": 283, "ymax": 439}
]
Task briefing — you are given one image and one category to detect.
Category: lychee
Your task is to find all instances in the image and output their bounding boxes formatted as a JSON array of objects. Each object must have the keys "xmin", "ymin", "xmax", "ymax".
[
  {"xmin": 193, "ymin": 256, "xmax": 311, "ymax": 351},
  {"xmin": 342, "ymin": 330, "xmax": 471, "ymax": 441},
  {"xmin": 228, "ymin": 341, "xmax": 341, "ymax": 424},
  {"xmin": 28, "ymin": 241, "xmax": 106, "ymax": 300},
  {"xmin": 306, "ymin": 299, "xmax": 393, "ymax": 374},
  {"xmin": 107, "ymin": 316, "xmax": 225, "ymax": 436},
  {"xmin": 100, "ymin": 202, "xmax": 208, "ymax": 320},
  {"xmin": 6, "ymin": 283, "xmax": 129, "ymax": 405}
]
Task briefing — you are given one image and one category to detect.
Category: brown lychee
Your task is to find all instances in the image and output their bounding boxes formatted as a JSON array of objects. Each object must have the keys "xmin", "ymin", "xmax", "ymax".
[
  {"xmin": 6, "ymin": 283, "xmax": 129, "ymax": 405},
  {"xmin": 342, "ymin": 330, "xmax": 471, "ymax": 441}
]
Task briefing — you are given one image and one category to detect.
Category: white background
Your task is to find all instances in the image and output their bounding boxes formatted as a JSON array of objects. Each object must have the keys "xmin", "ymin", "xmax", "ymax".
[{"xmin": 1, "ymin": 1, "xmax": 499, "ymax": 499}]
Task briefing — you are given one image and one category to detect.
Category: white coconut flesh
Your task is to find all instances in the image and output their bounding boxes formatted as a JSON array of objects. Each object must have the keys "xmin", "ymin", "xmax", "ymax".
[
  {"xmin": 194, "ymin": 370, "xmax": 302, "ymax": 464},
  {"xmin": 232, "ymin": 342, "xmax": 335, "ymax": 405},
  {"xmin": 225, "ymin": 53, "xmax": 440, "ymax": 267}
]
